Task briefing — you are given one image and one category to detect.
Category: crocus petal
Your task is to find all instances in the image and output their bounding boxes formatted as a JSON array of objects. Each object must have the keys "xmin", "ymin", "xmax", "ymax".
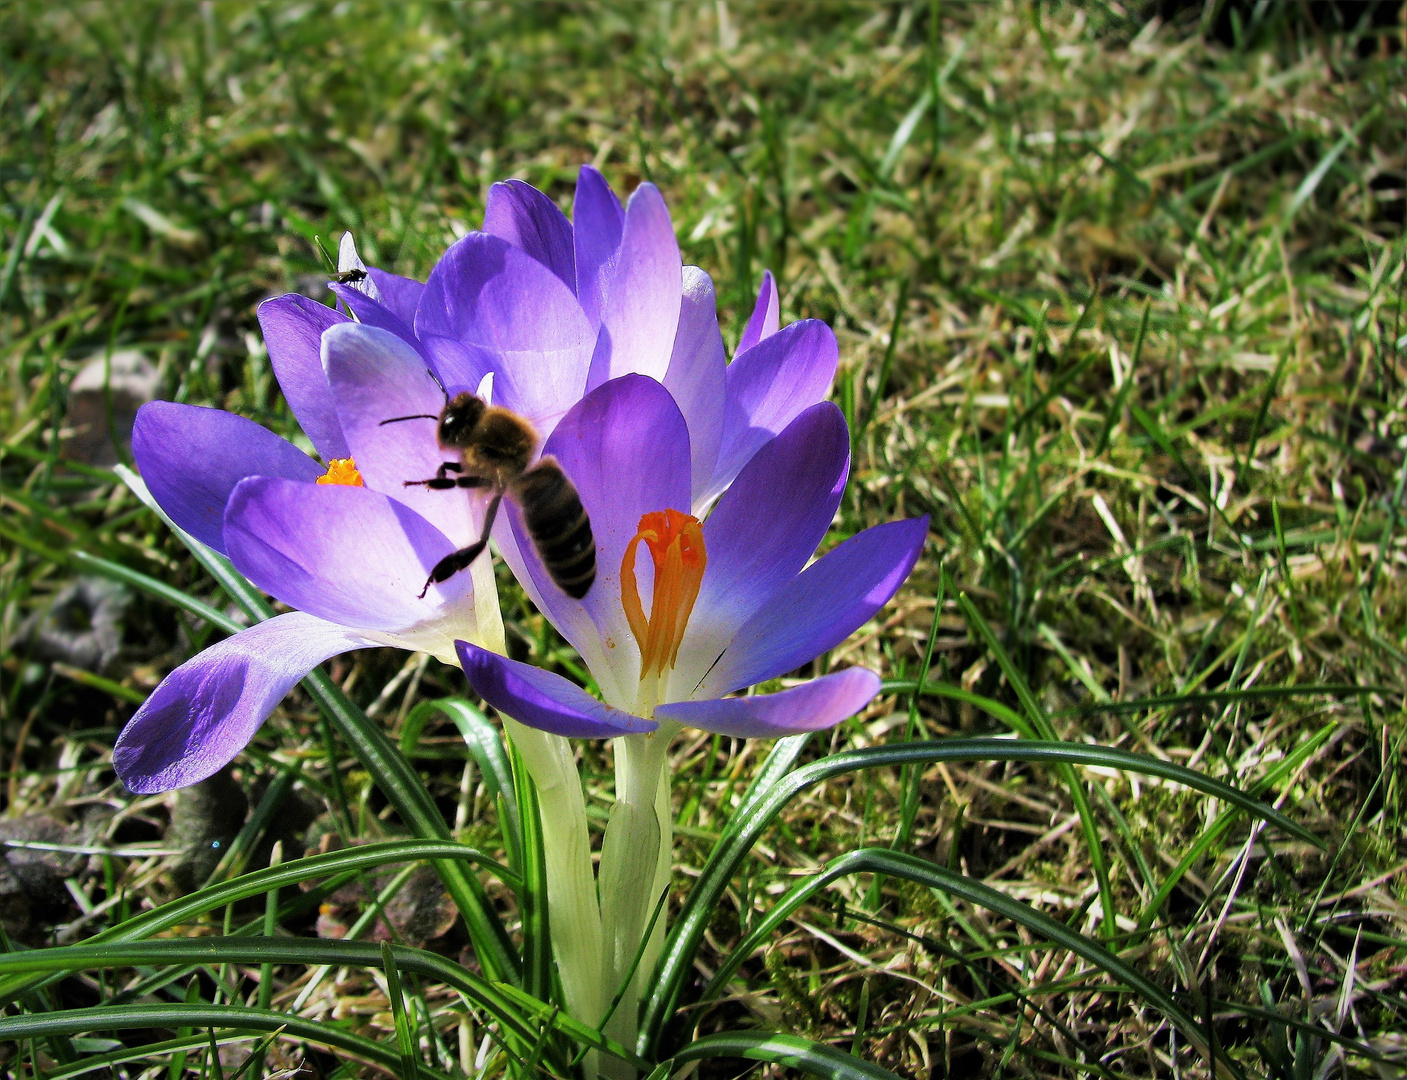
[
  {"xmin": 496, "ymin": 375, "xmax": 692, "ymax": 708},
  {"xmin": 457, "ymin": 642, "xmax": 655, "ymax": 738},
  {"xmin": 256, "ymin": 295, "xmax": 351, "ymax": 460},
  {"xmin": 329, "ymin": 283, "xmax": 426, "ymax": 359},
  {"xmin": 703, "ymin": 319, "xmax": 840, "ymax": 504},
  {"xmin": 224, "ymin": 477, "xmax": 475, "ymax": 647},
  {"xmin": 484, "ymin": 179, "xmax": 576, "ymax": 293},
  {"xmin": 699, "ymin": 516, "xmax": 928, "ymax": 698},
  {"xmin": 572, "ymin": 164, "xmax": 625, "ymax": 330},
  {"xmin": 113, "ymin": 612, "xmax": 373, "ymax": 793},
  {"xmin": 415, "ymin": 232, "xmax": 594, "ymax": 435},
  {"xmin": 673, "ymin": 403, "xmax": 849, "ymax": 695},
  {"xmin": 419, "ymin": 336, "xmax": 498, "ymax": 399},
  {"xmin": 365, "ymin": 270, "xmax": 424, "ymax": 326},
  {"xmin": 656, "ymin": 667, "xmax": 880, "ymax": 739},
  {"xmin": 664, "ymin": 266, "xmax": 726, "ymax": 505},
  {"xmin": 132, "ymin": 401, "xmax": 324, "ymax": 555},
  {"xmin": 735, "ymin": 269, "xmax": 780, "ymax": 357},
  {"xmin": 585, "ymin": 183, "xmax": 682, "ymax": 388},
  {"xmin": 321, "ymin": 323, "xmax": 476, "ymax": 547}
]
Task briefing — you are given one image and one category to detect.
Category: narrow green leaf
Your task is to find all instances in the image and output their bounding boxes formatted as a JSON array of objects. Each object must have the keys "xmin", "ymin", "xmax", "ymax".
[
  {"xmin": 509, "ymin": 742, "xmax": 551, "ymax": 1004},
  {"xmin": 638, "ymin": 738, "xmax": 1314, "ymax": 1057},
  {"xmin": 408, "ymin": 697, "xmax": 522, "ymax": 868},
  {"xmin": 0, "ymin": 939, "xmax": 538, "ymax": 1049},
  {"xmin": 671, "ymin": 1031, "xmax": 900, "ymax": 1080},
  {"xmin": 0, "ymin": 1004, "xmax": 453, "ymax": 1080},
  {"xmin": 493, "ymin": 983, "xmax": 649, "ymax": 1071},
  {"xmin": 699, "ymin": 850, "xmax": 1214, "ymax": 1066},
  {"xmin": 43, "ymin": 1033, "xmax": 251, "ymax": 1080},
  {"xmin": 1137, "ymin": 720, "xmax": 1336, "ymax": 932},
  {"xmin": 0, "ymin": 841, "xmax": 509, "ymax": 1007},
  {"xmin": 381, "ymin": 941, "xmax": 421, "ymax": 1080},
  {"xmin": 958, "ymin": 593, "xmax": 1116, "ymax": 939}
]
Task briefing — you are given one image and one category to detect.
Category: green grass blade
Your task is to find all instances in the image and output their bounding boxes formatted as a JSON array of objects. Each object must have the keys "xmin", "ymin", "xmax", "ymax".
[
  {"xmin": 958, "ymin": 593, "xmax": 1117, "ymax": 939},
  {"xmin": 115, "ymin": 466, "xmax": 521, "ymax": 986},
  {"xmin": 696, "ymin": 847, "xmax": 1214, "ymax": 1065},
  {"xmin": 405, "ymin": 697, "xmax": 522, "ymax": 869},
  {"xmin": 492, "ymin": 983, "xmax": 650, "ymax": 1071},
  {"xmin": 729, "ymin": 733, "xmax": 812, "ymax": 826},
  {"xmin": 0, "ymin": 939, "xmax": 538, "ymax": 1049},
  {"xmin": 0, "ymin": 840, "xmax": 508, "ymax": 1006},
  {"xmin": 508, "ymin": 741, "xmax": 551, "ymax": 1005},
  {"xmin": 0, "ymin": 1003, "xmax": 452, "ymax": 1080},
  {"xmin": 879, "ymin": 678, "xmax": 1034, "ymax": 736},
  {"xmin": 1136, "ymin": 720, "xmax": 1336, "ymax": 932},
  {"xmin": 381, "ymin": 941, "xmax": 421, "ymax": 1080},
  {"xmin": 670, "ymin": 1031, "xmax": 901, "ymax": 1080},
  {"xmin": 43, "ymin": 1034, "xmax": 255, "ymax": 1080},
  {"xmin": 637, "ymin": 738, "xmax": 1313, "ymax": 1057}
]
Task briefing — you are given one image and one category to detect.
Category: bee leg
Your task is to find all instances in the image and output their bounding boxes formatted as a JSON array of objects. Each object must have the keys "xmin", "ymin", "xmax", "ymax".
[
  {"xmin": 405, "ymin": 461, "xmax": 464, "ymax": 490},
  {"xmin": 417, "ymin": 493, "xmax": 504, "ymax": 599}
]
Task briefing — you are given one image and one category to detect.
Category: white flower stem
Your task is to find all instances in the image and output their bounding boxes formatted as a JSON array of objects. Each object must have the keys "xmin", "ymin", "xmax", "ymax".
[
  {"xmin": 598, "ymin": 724, "xmax": 677, "ymax": 1061},
  {"xmin": 503, "ymin": 719, "xmax": 607, "ymax": 1037},
  {"xmin": 470, "ymin": 555, "xmax": 607, "ymax": 1063}
]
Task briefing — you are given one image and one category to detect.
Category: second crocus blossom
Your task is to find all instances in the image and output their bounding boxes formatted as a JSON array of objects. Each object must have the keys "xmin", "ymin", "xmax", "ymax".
[{"xmin": 258, "ymin": 168, "xmax": 838, "ymax": 512}]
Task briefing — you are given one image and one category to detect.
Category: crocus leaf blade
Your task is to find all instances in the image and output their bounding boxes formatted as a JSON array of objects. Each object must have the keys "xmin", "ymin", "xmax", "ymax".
[
  {"xmin": 670, "ymin": 1031, "xmax": 901, "ymax": 1080},
  {"xmin": 638, "ymin": 738, "xmax": 1315, "ymax": 1056}
]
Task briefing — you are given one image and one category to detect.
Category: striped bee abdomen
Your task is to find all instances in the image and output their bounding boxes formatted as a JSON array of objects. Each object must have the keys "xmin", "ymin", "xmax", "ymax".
[{"xmin": 514, "ymin": 458, "xmax": 596, "ymax": 599}]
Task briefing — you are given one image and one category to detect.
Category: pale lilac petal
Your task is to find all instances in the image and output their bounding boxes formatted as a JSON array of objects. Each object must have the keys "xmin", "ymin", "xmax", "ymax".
[
  {"xmin": 457, "ymin": 642, "xmax": 654, "ymax": 738},
  {"xmin": 114, "ymin": 613, "xmax": 372, "ymax": 793},
  {"xmin": 132, "ymin": 401, "xmax": 323, "ymax": 555},
  {"xmin": 673, "ymin": 404, "xmax": 848, "ymax": 694},
  {"xmin": 699, "ymin": 516, "xmax": 928, "ymax": 698},
  {"xmin": 572, "ymin": 165, "xmax": 624, "ymax": 329},
  {"xmin": 664, "ymin": 266, "xmax": 726, "ymax": 505},
  {"xmin": 225, "ymin": 477, "xmax": 474, "ymax": 634},
  {"xmin": 735, "ymin": 270, "xmax": 780, "ymax": 357},
  {"xmin": 257, "ymin": 295, "xmax": 350, "ymax": 460},
  {"xmin": 415, "ymin": 232, "xmax": 594, "ymax": 435},
  {"xmin": 585, "ymin": 183, "xmax": 681, "ymax": 387},
  {"xmin": 702, "ymin": 319, "xmax": 840, "ymax": 504},
  {"xmin": 329, "ymin": 283, "xmax": 426, "ymax": 360},
  {"xmin": 656, "ymin": 668, "xmax": 880, "ymax": 739},
  {"xmin": 496, "ymin": 375, "xmax": 691, "ymax": 708},
  {"xmin": 321, "ymin": 323, "xmax": 476, "ymax": 548},
  {"xmin": 483, "ymin": 180, "xmax": 575, "ymax": 293},
  {"xmin": 366, "ymin": 269, "xmax": 424, "ymax": 325},
  {"xmin": 419, "ymin": 336, "xmax": 497, "ymax": 398}
]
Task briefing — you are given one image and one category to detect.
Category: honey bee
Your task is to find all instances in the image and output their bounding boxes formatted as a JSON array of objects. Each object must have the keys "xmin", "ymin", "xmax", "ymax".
[{"xmin": 380, "ymin": 393, "xmax": 596, "ymax": 600}]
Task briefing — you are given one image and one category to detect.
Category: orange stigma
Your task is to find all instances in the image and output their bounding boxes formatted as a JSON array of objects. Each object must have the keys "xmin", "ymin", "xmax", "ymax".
[
  {"xmin": 317, "ymin": 458, "xmax": 364, "ymax": 487},
  {"xmin": 621, "ymin": 509, "xmax": 706, "ymax": 684}
]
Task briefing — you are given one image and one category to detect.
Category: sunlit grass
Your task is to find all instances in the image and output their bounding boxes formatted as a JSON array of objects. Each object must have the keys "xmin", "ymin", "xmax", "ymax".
[{"xmin": 1, "ymin": 2, "xmax": 1404, "ymax": 1077}]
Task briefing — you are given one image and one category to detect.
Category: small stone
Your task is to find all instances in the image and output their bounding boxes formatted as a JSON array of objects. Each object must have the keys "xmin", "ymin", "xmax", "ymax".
[{"xmin": 62, "ymin": 349, "xmax": 160, "ymax": 466}]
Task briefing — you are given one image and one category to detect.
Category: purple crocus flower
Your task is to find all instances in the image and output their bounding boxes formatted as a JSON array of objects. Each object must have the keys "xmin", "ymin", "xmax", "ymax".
[
  {"xmin": 114, "ymin": 327, "xmax": 646, "ymax": 796},
  {"xmin": 259, "ymin": 168, "xmax": 838, "ymax": 513},
  {"xmin": 457, "ymin": 374, "xmax": 927, "ymax": 738},
  {"xmin": 114, "ymin": 165, "xmax": 850, "ymax": 793}
]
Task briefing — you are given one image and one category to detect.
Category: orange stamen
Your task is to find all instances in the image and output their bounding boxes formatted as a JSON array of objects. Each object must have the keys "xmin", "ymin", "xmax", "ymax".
[
  {"xmin": 317, "ymin": 458, "xmax": 364, "ymax": 487},
  {"xmin": 620, "ymin": 509, "xmax": 707, "ymax": 682}
]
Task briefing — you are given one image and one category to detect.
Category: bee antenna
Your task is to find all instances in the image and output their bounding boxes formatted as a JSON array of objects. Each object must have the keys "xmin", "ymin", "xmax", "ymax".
[
  {"xmin": 379, "ymin": 413, "xmax": 440, "ymax": 426},
  {"xmin": 423, "ymin": 366, "xmax": 449, "ymax": 401}
]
